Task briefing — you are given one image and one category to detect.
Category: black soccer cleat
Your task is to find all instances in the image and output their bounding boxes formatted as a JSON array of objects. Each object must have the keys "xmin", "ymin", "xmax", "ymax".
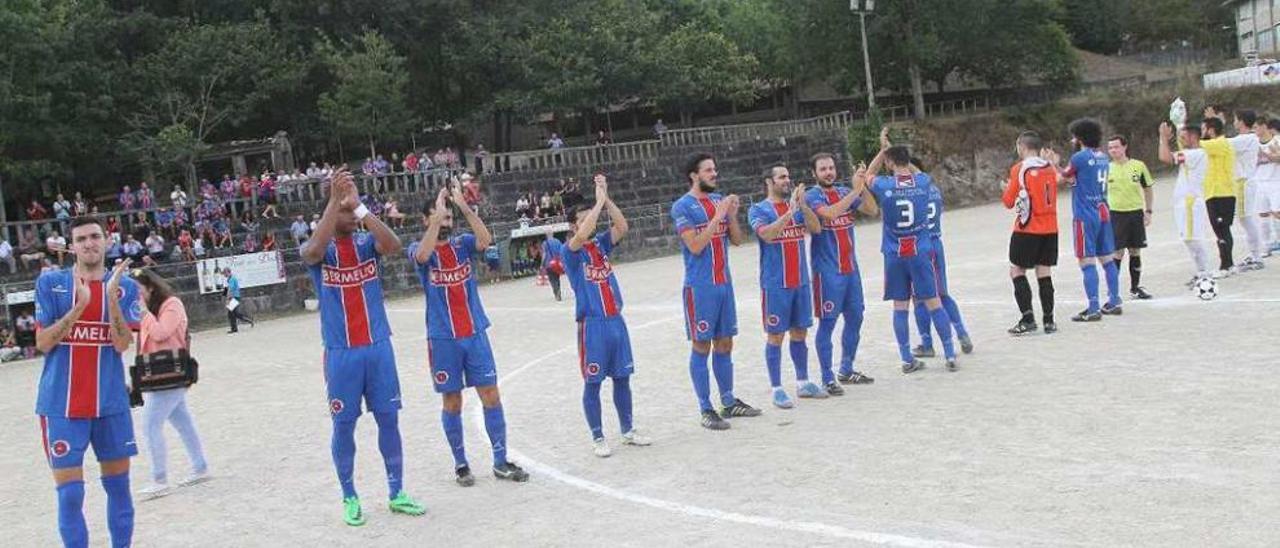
[
  {"xmin": 1071, "ymin": 309, "xmax": 1102, "ymax": 322},
  {"xmin": 946, "ymin": 359, "xmax": 958, "ymax": 372},
  {"xmin": 958, "ymin": 335, "xmax": 974, "ymax": 354},
  {"xmin": 902, "ymin": 359, "xmax": 927, "ymax": 374},
  {"xmin": 1100, "ymin": 302, "xmax": 1122, "ymax": 316},
  {"xmin": 700, "ymin": 410, "xmax": 729, "ymax": 430},
  {"xmin": 824, "ymin": 381, "xmax": 845, "ymax": 396},
  {"xmin": 455, "ymin": 465, "xmax": 476, "ymax": 487},
  {"xmin": 493, "ymin": 462, "xmax": 530, "ymax": 483},
  {"xmin": 1007, "ymin": 320, "xmax": 1038, "ymax": 335},
  {"xmin": 837, "ymin": 370, "xmax": 875, "ymax": 384},
  {"xmin": 911, "ymin": 345, "xmax": 936, "ymax": 358},
  {"xmin": 1043, "ymin": 322, "xmax": 1058, "ymax": 334},
  {"xmin": 1130, "ymin": 287, "xmax": 1153, "ymax": 300},
  {"xmin": 721, "ymin": 398, "xmax": 762, "ymax": 418}
]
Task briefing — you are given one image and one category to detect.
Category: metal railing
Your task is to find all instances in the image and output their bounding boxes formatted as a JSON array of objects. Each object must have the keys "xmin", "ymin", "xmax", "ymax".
[
  {"xmin": 484, "ymin": 140, "xmax": 662, "ymax": 174},
  {"xmin": 660, "ymin": 111, "xmax": 854, "ymax": 147}
]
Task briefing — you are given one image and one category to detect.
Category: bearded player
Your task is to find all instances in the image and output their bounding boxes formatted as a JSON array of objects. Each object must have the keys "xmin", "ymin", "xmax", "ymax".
[
  {"xmin": 409, "ymin": 183, "xmax": 529, "ymax": 484},
  {"xmin": 35, "ymin": 216, "xmax": 142, "ymax": 547},
  {"xmin": 748, "ymin": 164, "xmax": 825, "ymax": 408},
  {"xmin": 303, "ymin": 169, "xmax": 425, "ymax": 525}
]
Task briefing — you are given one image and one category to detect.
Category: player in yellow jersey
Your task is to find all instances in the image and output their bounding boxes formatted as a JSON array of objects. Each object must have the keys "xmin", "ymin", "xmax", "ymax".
[{"xmin": 1105, "ymin": 135, "xmax": 1155, "ymax": 299}]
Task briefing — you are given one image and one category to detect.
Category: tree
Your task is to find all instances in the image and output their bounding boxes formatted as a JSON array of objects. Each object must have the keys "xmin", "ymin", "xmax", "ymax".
[
  {"xmin": 317, "ymin": 31, "xmax": 415, "ymax": 160},
  {"xmin": 648, "ymin": 25, "xmax": 759, "ymax": 126},
  {"xmin": 1058, "ymin": 0, "xmax": 1128, "ymax": 54}
]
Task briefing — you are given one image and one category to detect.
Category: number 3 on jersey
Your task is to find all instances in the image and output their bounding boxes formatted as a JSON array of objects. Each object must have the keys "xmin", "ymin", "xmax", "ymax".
[{"xmin": 894, "ymin": 199, "xmax": 914, "ymax": 228}]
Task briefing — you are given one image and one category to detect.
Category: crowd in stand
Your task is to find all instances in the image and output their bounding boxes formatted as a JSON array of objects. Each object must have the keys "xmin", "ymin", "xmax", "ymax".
[{"xmin": 514, "ymin": 177, "xmax": 584, "ymax": 225}]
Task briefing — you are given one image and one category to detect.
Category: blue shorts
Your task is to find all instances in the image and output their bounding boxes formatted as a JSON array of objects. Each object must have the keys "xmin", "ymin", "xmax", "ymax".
[
  {"xmin": 927, "ymin": 242, "xmax": 949, "ymax": 296},
  {"xmin": 812, "ymin": 272, "xmax": 865, "ymax": 320},
  {"xmin": 883, "ymin": 254, "xmax": 940, "ymax": 301},
  {"xmin": 325, "ymin": 338, "xmax": 403, "ymax": 421},
  {"xmin": 577, "ymin": 317, "xmax": 635, "ymax": 383},
  {"xmin": 682, "ymin": 285, "xmax": 738, "ymax": 342},
  {"xmin": 429, "ymin": 331, "xmax": 498, "ymax": 393},
  {"xmin": 1073, "ymin": 216, "xmax": 1116, "ymax": 259},
  {"xmin": 39, "ymin": 413, "xmax": 137, "ymax": 469},
  {"xmin": 761, "ymin": 286, "xmax": 814, "ymax": 333}
]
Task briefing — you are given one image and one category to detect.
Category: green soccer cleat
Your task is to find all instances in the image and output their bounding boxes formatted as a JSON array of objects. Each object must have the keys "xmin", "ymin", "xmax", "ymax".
[
  {"xmin": 388, "ymin": 492, "xmax": 426, "ymax": 516},
  {"xmin": 343, "ymin": 497, "xmax": 366, "ymax": 527}
]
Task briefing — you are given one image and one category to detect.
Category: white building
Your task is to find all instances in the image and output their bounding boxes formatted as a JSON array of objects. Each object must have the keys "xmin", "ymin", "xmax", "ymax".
[{"xmin": 1229, "ymin": 0, "xmax": 1280, "ymax": 58}]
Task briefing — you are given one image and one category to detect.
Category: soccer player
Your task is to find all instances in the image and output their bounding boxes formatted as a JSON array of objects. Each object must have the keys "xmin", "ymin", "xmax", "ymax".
[
  {"xmin": 804, "ymin": 152, "xmax": 877, "ymax": 392},
  {"xmin": 1157, "ymin": 121, "xmax": 1216, "ymax": 282},
  {"xmin": 864, "ymin": 140, "xmax": 958, "ymax": 372},
  {"xmin": 542, "ymin": 234, "xmax": 565, "ymax": 301},
  {"xmin": 1105, "ymin": 135, "xmax": 1156, "ymax": 299},
  {"xmin": 748, "ymin": 164, "xmax": 825, "ymax": 408},
  {"xmin": 1228, "ymin": 110, "xmax": 1266, "ymax": 270},
  {"xmin": 34, "ymin": 217, "xmax": 142, "ymax": 548},
  {"xmin": 563, "ymin": 174, "xmax": 652, "ymax": 457},
  {"xmin": 910, "ymin": 162, "xmax": 974, "ymax": 358},
  {"xmin": 409, "ymin": 184, "xmax": 529, "ymax": 484},
  {"xmin": 1257, "ymin": 118, "xmax": 1280, "ymax": 253},
  {"xmin": 1003, "ymin": 131, "xmax": 1060, "ymax": 335},
  {"xmin": 1199, "ymin": 116, "xmax": 1238, "ymax": 277},
  {"xmin": 1044, "ymin": 118, "xmax": 1121, "ymax": 322},
  {"xmin": 671, "ymin": 152, "xmax": 761, "ymax": 430},
  {"xmin": 302, "ymin": 169, "xmax": 425, "ymax": 526}
]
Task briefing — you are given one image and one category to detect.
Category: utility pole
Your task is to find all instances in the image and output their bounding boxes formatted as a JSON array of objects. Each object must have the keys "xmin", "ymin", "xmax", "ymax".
[{"xmin": 850, "ymin": 0, "xmax": 876, "ymax": 111}]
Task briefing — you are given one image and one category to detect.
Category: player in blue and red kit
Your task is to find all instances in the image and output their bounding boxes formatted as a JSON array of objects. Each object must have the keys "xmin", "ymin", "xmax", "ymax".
[
  {"xmin": 671, "ymin": 153, "xmax": 761, "ymax": 430},
  {"xmin": 748, "ymin": 164, "xmax": 826, "ymax": 408},
  {"xmin": 911, "ymin": 165, "xmax": 974, "ymax": 358},
  {"xmin": 1045, "ymin": 118, "xmax": 1122, "ymax": 321},
  {"xmin": 864, "ymin": 140, "xmax": 959, "ymax": 372},
  {"xmin": 302, "ymin": 168, "xmax": 425, "ymax": 526},
  {"xmin": 409, "ymin": 183, "xmax": 529, "ymax": 485},
  {"xmin": 564, "ymin": 173, "xmax": 653, "ymax": 457},
  {"xmin": 35, "ymin": 216, "xmax": 142, "ymax": 548},
  {"xmin": 804, "ymin": 152, "xmax": 878, "ymax": 392}
]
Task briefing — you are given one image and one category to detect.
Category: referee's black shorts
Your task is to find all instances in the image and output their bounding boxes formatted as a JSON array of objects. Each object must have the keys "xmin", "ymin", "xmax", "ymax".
[
  {"xmin": 1110, "ymin": 210, "xmax": 1147, "ymax": 250},
  {"xmin": 1009, "ymin": 232, "xmax": 1058, "ymax": 268}
]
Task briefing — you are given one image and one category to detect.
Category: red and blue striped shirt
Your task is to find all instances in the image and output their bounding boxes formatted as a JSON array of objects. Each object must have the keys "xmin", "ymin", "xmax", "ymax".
[
  {"xmin": 408, "ymin": 234, "xmax": 491, "ymax": 339},
  {"xmin": 671, "ymin": 192, "xmax": 732, "ymax": 287},
  {"xmin": 306, "ymin": 233, "xmax": 392, "ymax": 349}
]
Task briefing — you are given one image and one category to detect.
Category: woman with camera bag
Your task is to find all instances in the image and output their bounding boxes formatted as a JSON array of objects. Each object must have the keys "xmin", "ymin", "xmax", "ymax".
[{"xmin": 131, "ymin": 268, "xmax": 210, "ymax": 498}]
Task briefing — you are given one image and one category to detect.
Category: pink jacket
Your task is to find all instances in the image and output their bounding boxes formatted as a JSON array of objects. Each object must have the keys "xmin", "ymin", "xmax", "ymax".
[{"xmin": 140, "ymin": 296, "xmax": 188, "ymax": 354}]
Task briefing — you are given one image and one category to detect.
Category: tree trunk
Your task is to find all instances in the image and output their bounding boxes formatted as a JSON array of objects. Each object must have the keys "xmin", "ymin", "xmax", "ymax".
[
  {"xmin": 909, "ymin": 64, "xmax": 925, "ymax": 120},
  {"xmin": 492, "ymin": 110, "xmax": 503, "ymax": 152},
  {"xmin": 368, "ymin": 137, "xmax": 377, "ymax": 159},
  {"xmin": 581, "ymin": 109, "xmax": 592, "ymax": 145}
]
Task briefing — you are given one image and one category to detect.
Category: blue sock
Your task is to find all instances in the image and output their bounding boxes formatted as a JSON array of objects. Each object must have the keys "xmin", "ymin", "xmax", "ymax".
[
  {"xmin": 929, "ymin": 306, "xmax": 957, "ymax": 360},
  {"xmin": 788, "ymin": 340, "xmax": 809, "ymax": 382},
  {"xmin": 711, "ymin": 351, "xmax": 735, "ymax": 407},
  {"xmin": 372, "ymin": 412, "xmax": 403, "ymax": 499},
  {"xmin": 1081, "ymin": 264, "xmax": 1100, "ymax": 313},
  {"xmin": 331, "ymin": 419, "xmax": 358, "ymax": 499},
  {"xmin": 1102, "ymin": 260, "xmax": 1122, "ymax": 306},
  {"xmin": 892, "ymin": 309, "xmax": 912, "ymax": 364},
  {"xmin": 583, "ymin": 382, "xmax": 604, "ymax": 440},
  {"xmin": 839, "ymin": 309, "xmax": 863, "ymax": 375},
  {"xmin": 482, "ymin": 405, "xmax": 508, "ymax": 467},
  {"xmin": 913, "ymin": 301, "xmax": 933, "ymax": 349},
  {"xmin": 764, "ymin": 343, "xmax": 782, "ymax": 388},
  {"xmin": 941, "ymin": 295, "xmax": 969, "ymax": 337},
  {"xmin": 441, "ymin": 409, "xmax": 467, "ymax": 469},
  {"xmin": 688, "ymin": 350, "xmax": 713, "ymax": 412},
  {"xmin": 101, "ymin": 472, "xmax": 134, "ymax": 548},
  {"xmin": 815, "ymin": 318, "xmax": 837, "ymax": 384},
  {"xmin": 612, "ymin": 377, "xmax": 634, "ymax": 434},
  {"xmin": 56, "ymin": 481, "xmax": 88, "ymax": 548}
]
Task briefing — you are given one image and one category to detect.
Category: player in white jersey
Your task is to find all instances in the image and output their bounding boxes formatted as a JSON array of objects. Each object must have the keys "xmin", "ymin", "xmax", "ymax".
[
  {"xmin": 1256, "ymin": 118, "xmax": 1280, "ymax": 254},
  {"xmin": 1158, "ymin": 122, "xmax": 1215, "ymax": 283},
  {"xmin": 1228, "ymin": 110, "xmax": 1266, "ymax": 270}
]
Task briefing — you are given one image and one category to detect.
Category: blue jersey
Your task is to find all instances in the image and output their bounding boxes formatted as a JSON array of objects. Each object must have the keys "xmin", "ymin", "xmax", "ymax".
[
  {"xmin": 408, "ymin": 233, "xmax": 491, "ymax": 339},
  {"xmin": 542, "ymin": 238, "xmax": 563, "ymax": 268},
  {"xmin": 748, "ymin": 199, "xmax": 810, "ymax": 289},
  {"xmin": 671, "ymin": 192, "xmax": 732, "ymax": 287},
  {"xmin": 1066, "ymin": 148, "xmax": 1110, "ymax": 222},
  {"xmin": 925, "ymin": 184, "xmax": 943, "ymax": 240},
  {"xmin": 804, "ymin": 185, "xmax": 860, "ymax": 276},
  {"xmin": 34, "ymin": 270, "xmax": 144, "ymax": 418},
  {"xmin": 871, "ymin": 173, "xmax": 937, "ymax": 258},
  {"xmin": 563, "ymin": 232, "xmax": 625, "ymax": 320},
  {"xmin": 306, "ymin": 233, "xmax": 393, "ymax": 349}
]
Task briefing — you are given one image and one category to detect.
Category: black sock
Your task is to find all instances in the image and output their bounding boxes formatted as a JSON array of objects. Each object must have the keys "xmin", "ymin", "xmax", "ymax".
[
  {"xmin": 1012, "ymin": 275, "xmax": 1033, "ymax": 322},
  {"xmin": 1037, "ymin": 275, "xmax": 1055, "ymax": 324},
  {"xmin": 1129, "ymin": 256, "xmax": 1142, "ymax": 290}
]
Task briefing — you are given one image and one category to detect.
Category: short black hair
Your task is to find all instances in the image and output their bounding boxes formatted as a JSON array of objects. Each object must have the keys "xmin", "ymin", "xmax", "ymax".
[
  {"xmin": 1068, "ymin": 118, "xmax": 1103, "ymax": 148},
  {"xmin": 421, "ymin": 197, "xmax": 449, "ymax": 217},
  {"xmin": 1206, "ymin": 104, "xmax": 1226, "ymax": 115},
  {"xmin": 565, "ymin": 203, "xmax": 588, "ymax": 224},
  {"xmin": 762, "ymin": 164, "xmax": 787, "ymax": 183},
  {"xmin": 69, "ymin": 216, "xmax": 106, "ymax": 235},
  {"xmin": 1182, "ymin": 125, "xmax": 1203, "ymax": 137},
  {"xmin": 1267, "ymin": 118, "xmax": 1280, "ymax": 133},
  {"xmin": 1108, "ymin": 135, "xmax": 1128, "ymax": 147},
  {"xmin": 1016, "ymin": 131, "xmax": 1043, "ymax": 151},
  {"xmin": 1203, "ymin": 117, "xmax": 1225, "ymax": 136},
  {"xmin": 885, "ymin": 145, "xmax": 912, "ymax": 167},
  {"xmin": 1234, "ymin": 109, "xmax": 1258, "ymax": 128},
  {"xmin": 810, "ymin": 152, "xmax": 836, "ymax": 170},
  {"xmin": 683, "ymin": 153, "xmax": 715, "ymax": 180}
]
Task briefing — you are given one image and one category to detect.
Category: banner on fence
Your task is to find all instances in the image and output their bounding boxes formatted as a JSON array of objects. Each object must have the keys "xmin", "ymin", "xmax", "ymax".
[
  {"xmin": 1203, "ymin": 63, "xmax": 1280, "ymax": 90},
  {"xmin": 196, "ymin": 251, "xmax": 286, "ymax": 295}
]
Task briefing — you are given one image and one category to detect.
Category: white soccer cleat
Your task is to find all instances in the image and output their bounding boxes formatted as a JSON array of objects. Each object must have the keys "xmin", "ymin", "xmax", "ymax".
[
  {"xmin": 139, "ymin": 482, "xmax": 174, "ymax": 500},
  {"xmin": 621, "ymin": 430, "xmax": 652, "ymax": 447},
  {"xmin": 592, "ymin": 438, "xmax": 612, "ymax": 458},
  {"xmin": 180, "ymin": 470, "xmax": 212, "ymax": 487}
]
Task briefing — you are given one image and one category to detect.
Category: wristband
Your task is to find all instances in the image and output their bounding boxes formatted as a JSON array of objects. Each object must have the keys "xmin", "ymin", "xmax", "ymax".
[{"xmin": 354, "ymin": 204, "xmax": 370, "ymax": 220}]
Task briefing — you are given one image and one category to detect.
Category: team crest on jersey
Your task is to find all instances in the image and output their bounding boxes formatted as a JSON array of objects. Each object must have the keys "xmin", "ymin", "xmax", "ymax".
[
  {"xmin": 586, "ymin": 363, "xmax": 601, "ymax": 375},
  {"xmin": 696, "ymin": 320, "xmax": 710, "ymax": 333},
  {"xmin": 434, "ymin": 371, "xmax": 449, "ymax": 384},
  {"xmin": 766, "ymin": 314, "xmax": 780, "ymax": 327},
  {"xmin": 329, "ymin": 399, "xmax": 344, "ymax": 414},
  {"xmin": 823, "ymin": 301, "xmax": 835, "ymax": 313},
  {"xmin": 51, "ymin": 440, "xmax": 70, "ymax": 458}
]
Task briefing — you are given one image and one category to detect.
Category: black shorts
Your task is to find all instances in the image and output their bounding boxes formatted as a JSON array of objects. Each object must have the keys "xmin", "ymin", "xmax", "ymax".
[
  {"xmin": 1009, "ymin": 232, "xmax": 1058, "ymax": 268},
  {"xmin": 1110, "ymin": 210, "xmax": 1147, "ymax": 249}
]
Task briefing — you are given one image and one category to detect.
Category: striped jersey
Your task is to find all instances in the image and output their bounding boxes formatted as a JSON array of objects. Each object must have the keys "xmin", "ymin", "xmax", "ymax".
[
  {"xmin": 1064, "ymin": 148, "xmax": 1110, "ymax": 222},
  {"xmin": 804, "ymin": 184, "xmax": 860, "ymax": 276},
  {"xmin": 871, "ymin": 173, "xmax": 937, "ymax": 258},
  {"xmin": 563, "ymin": 232, "xmax": 624, "ymax": 320},
  {"xmin": 306, "ymin": 233, "xmax": 392, "ymax": 349},
  {"xmin": 408, "ymin": 234, "xmax": 491, "ymax": 339},
  {"xmin": 671, "ymin": 192, "xmax": 732, "ymax": 287},
  {"xmin": 925, "ymin": 183, "xmax": 943, "ymax": 240},
  {"xmin": 748, "ymin": 199, "xmax": 810, "ymax": 289}
]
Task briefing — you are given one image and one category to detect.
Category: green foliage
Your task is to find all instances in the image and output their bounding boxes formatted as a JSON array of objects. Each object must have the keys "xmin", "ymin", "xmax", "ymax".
[
  {"xmin": 649, "ymin": 25, "xmax": 760, "ymax": 123},
  {"xmin": 317, "ymin": 31, "xmax": 415, "ymax": 158},
  {"xmin": 847, "ymin": 108, "xmax": 886, "ymax": 163}
]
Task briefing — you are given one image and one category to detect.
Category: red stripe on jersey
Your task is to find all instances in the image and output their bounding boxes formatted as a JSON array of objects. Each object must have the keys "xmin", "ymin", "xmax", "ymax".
[
  {"xmin": 771, "ymin": 201, "xmax": 801, "ymax": 288},
  {"xmin": 39, "ymin": 416, "xmax": 50, "ymax": 465},
  {"xmin": 696, "ymin": 197, "xmax": 727, "ymax": 285},
  {"xmin": 437, "ymin": 244, "xmax": 475, "ymax": 339},
  {"xmin": 335, "ymin": 237, "xmax": 373, "ymax": 347},
  {"xmin": 577, "ymin": 322, "xmax": 587, "ymax": 379},
  {"xmin": 683, "ymin": 287, "xmax": 696, "ymax": 339},
  {"xmin": 824, "ymin": 189, "xmax": 855, "ymax": 274},
  {"xmin": 760, "ymin": 289, "xmax": 767, "ymax": 331},
  {"xmin": 67, "ymin": 281, "xmax": 104, "ymax": 418},
  {"xmin": 584, "ymin": 242, "xmax": 619, "ymax": 316},
  {"xmin": 1073, "ymin": 220, "xmax": 1085, "ymax": 259},
  {"xmin": 813, "ymin": 275, "xmax": 823, "ymax": 316}
]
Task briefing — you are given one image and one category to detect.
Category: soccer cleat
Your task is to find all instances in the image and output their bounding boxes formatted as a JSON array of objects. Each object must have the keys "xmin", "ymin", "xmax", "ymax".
[
  {"xmin": 1071, "ymin": 309, "xmax": 1102, "ymax": 322},
  {"xmin": 700, "ymin": 410, "xmax": 730, "ymax": 430},
  {"xmin": 1130, "ymin": 287, "xmax": 1153, "ymax": 300},
  {"xmin": 455, "ymin": 465, "xmax": 476, "ymax": 487},
  {"xmin": 388, "ymin": 492, "xmax": 426, "ymax": 516},
  {"xmin": 179, "ymin": 470, "xmax": 211, "ymax": 487},
  {"xmin": 592, "ymin": 438, "xmax": 612, "ymax": 458},
  {"xmin": 621, "ymin": 430, "xmax": 652, "ymax": 446},
  {"xmin": 1185, "ymin": 276, "xmax": 1201, "ymax": 289},
  {"xmin": 796, "ymin": 381, "xmax": 828, "ymax": 399},
  {"xmin": 946, "ymin": 359, "xmax": 958, "ymax": 372},
  {"xmin": 902, "ymin": 359, "xmax": 927, "ymax": 374},
  {"xmin": 1007, "ymin": 320, "xmax": 1038, "ymax": 335},
  {"xmin": 721, "ymin": 398, "xmax": 763, "ymax": 418},
  {"xmin": 958, "ymin": 335, "xmax": 974, "ymax": 354},
  {"xmin": 1100, "ymin": 302, "xmax": 1122, "ymax": 316},
  {"xmin": 837, "ymin": 370, "xmax": 875, "ymax": 384},
  {"xmin": 1043, "ymin": 322, "xmax": 1058, "ymax": 334},
  {"xmin": 911, "ymin": 345, "xmax": 936, "ymax": 358},
  {"xmin": 343, "ymin": 497, "xmax": 366, "ymax": 527},
  {"xmin": 493, "ymin": 462, "xmax": 530, "ymax": 483},
  {"xmin": 138, "ymin": 483, "xmax": 173, "ymax": 500},
  {"xmin": 771, "ymin": 388, "xmax": 794, "ymax": 409},
  {"xmin": 823, "ymin": 381, "xmax": 846, "ymax": 396}
]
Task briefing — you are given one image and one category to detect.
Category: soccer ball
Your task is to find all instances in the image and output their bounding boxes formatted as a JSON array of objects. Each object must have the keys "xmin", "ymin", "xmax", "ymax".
[{"xmin": 1194, "ymin": 278, "xmax": 1218, "ymax": 301}]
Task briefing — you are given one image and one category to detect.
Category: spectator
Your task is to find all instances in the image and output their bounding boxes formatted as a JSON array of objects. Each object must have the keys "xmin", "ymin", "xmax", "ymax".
[
  {"xmin": 40, "ymin": 257, "xmax": 59, "ymax": 274},
  {"xmin": 258, "ymin": 175, "xmax": 279, "ymax": 219},
  {"xmin": 403, "ymin": 151, "xmax": 419, "ymax": 173},
  {"xmin": 52, "ymin": 194, "xmax": 72, "ymax": 221},
  {"xmin": 539, "ymin": 192, "xmax": 552, "ymax": 219},
  {"xmin": 374, "ymin": 154, "xmax": 390, "ymax": 174},
  {"xmin": 18, "ymin": 229, "xmax": 45, "ymax": 270},
  {"xmin": 213, "ymin": 220, "xmax": 232, "ymax": 249},
  {"xmin": 444, "ymin": 147, "xmax": 459, "ymax": 169},
  {"xmin": 144, "ymin": 232, "xmax": 166, "ymax": 266},
  {"xmin": 132, "ymin": 211, "xmax": 152, "ymax": 241},
  {"xmin": 0, "ymin": 327, "xmax": 22, "ymax": 362},
  {"xmin": 106, "ymin": 237, "xmax": 123, "ymax": 264},
  {"xmin": 483, "ymin": 244, "xmax": 502, "ymax": 284},
  {"xmin": 320, "ymin": 163, "xmax": 334, "ymax": 178},
  {"xmin": 27, "ymin": 199, "xmax": 48, "ymax": 221},
  {"xmin": 474, "ymin": 144, "xmax": 488, "ymax": 172},
  {"xmin": 243, "ymin": 231, "xmax": 259, "ymax": 253},
  {"xmin": 192, "ymin": 236, "xmax": 206, "ymax": 258},
  {"xmin": 241, "ymin": 211, "xmax": 259, "ymax": 237},
  {"xmin": 220, "ymin": 174, "xmax": 237, "ymax": 201},
  {"xmin": 223, "ymin": 267, "xmax": 254, "ymax": 333},
  {"xmin": 72, "ymin": 192, "xmax": 89, "ymax": 217},
  {"xmin": 261, "ymin": 231, "xmax": 277, "ymax": 252},
  {"xmin": 119, "ymin": 185, "xmax": 136, "ymax": 212},
  {"xmin": 432, "ymin": 148, "xmax": 446, "ymax": 167},
  {"xmin": 306, "ymin": 162, "xmax": 323, "ymax": 178},
  {"xmin": 653, "ymin": 118, "xmax": 667, "ymax": 136},
  {"xmin": 309, "ymin": 213, "xmax": 319, "ymax": 235},
  {"xmin": 238, "ymin": 173, "xmax": 254, "ymax": 202},
  {"xmin": 105, "ymin": 215, "xmax": 121, "ymax": 243},
  {"xmin": 290, "ymin": 215, "xmax": 309, "ymax": 246},
  {"xmin": 548, "ymin": 133, "xmax": 565, "ymax": 149},
  {"xmin": 389, "ymin": 153, "xmax": 401, "ymax": 172},
  {"xmin": 177, "ymin": 229, "xmax": 195, "ymax": 262},
  {"xmin": 169, "ymin": 205, "xmax": 188, "ymax": 240},
  {"xmin": 14, "ymin": 308, "xmax": 37, "ymax": 358},
  {"xmin": 45, "ymin": 230, "xmax": 67, "ymax": 265},
  {"xmin": 462, "ymin": 173, "xmax": 483, "ymax": 212},
  {"xmin": 199, "ymin": 179, "xmax": 216, "ymax": 200},
  {"xmin": 0, "ymin": 236, "xmax": 15, "ymax": 274},
  {"xmin": 418, "ymin": 153, "xmax": 434, "ymax": 172},
  {"xmin": 384, "ymin": 199, "xmax": 406, "ymax": 228},
  {"xmin": 139, "ymin": 182, "xmax": 156, "ymax": 209},
  {"xmin": 123, "ymin": 234, "xmax": 146, "ymax": 263},
  {"xmin": 594, "ymin": 130, "xmax": 612, "ymax": 146},
  {"xmin": 515, "ymin": 194, "xmax": 532, "ymax": 219},
  {"xmin": 169, "ymin": 185, "xmax": 188, "ymax": 208}
]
